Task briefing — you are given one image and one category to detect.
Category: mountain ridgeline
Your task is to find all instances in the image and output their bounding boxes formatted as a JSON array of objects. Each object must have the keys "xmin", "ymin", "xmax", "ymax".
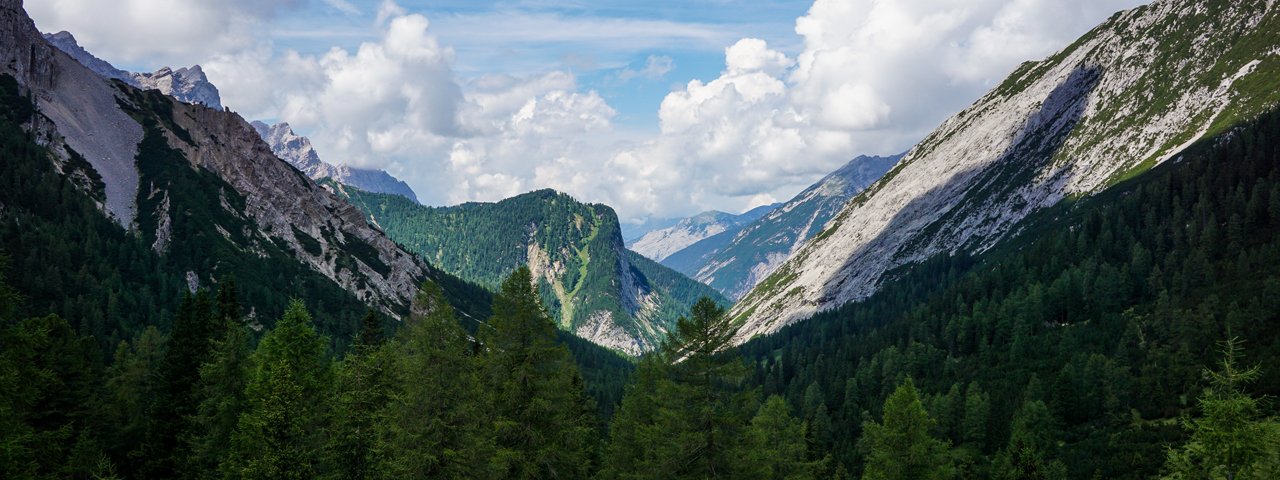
[
  {"xmin": 337, "ymin": 186, "xmax": 729, "ymax": 354},
  {"xmin": 732, "ymin": 0, "xmax": 1280, "ymax": 339}
]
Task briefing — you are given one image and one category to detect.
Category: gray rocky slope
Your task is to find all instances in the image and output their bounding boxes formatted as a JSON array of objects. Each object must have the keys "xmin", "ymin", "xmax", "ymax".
[
  {"xmin": 731, "ymin": 0, "xmax": 1280, "ymax": 341},
  {"xmin": 1, "ymin": 0, "xmax": 429, "ymax": 314}
]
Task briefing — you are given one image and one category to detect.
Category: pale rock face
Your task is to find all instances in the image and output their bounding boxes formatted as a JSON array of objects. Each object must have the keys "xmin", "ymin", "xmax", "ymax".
[
  {"xmin": 1, "ymin": 13, "xmax": 144, "ymax": 228},
  {"xmin": 731, "ymin": 0, "xmax": 1280, "ymax": 342},
  {"xmin": 251, "ymin": 121, "xmax": 419, "ymax": 202},
  {"xmin": 131, "ymin": 65, "xmax": 222, "ymax": 110}
]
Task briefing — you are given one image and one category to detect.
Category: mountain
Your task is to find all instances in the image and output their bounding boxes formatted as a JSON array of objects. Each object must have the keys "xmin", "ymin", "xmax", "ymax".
[
  {"xmin": 731, "ymin": 0, "xmax": 1280, "ymax": 341},
  {"xmin": 250, "ymin": 121, "xmax": 419, "ymax": 202},
  {"xmin": 43, "ymin": 31, "xmax": 222, "ymax": 109},
  {"xmin": 40, "ymin": 30, "xmax": 418, "ymax": 203},
  {"xmin": 662, "ymin": 154, "xmax": 899, "ymax": 300},
  {"xmin": 0, "ymin": 0, "xmax": 443, "ymax": 328},
  {"xmin": 336, "ymin": 186, "xmax": 730, "ymax": 354},
  {"xmin": 629, "ymin": 205, "xmax": 775, "ymax": 262}
]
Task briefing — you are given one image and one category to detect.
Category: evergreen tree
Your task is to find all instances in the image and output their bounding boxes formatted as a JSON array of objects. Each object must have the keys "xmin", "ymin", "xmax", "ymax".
[
  {"xmin": 146, "ymin": 290, "xmax": 219, "ymax": 476},
  {"xmin": 600, "ymin": 356, "xmax": 670, "ymax": 480},
  {"xmin": 103, "ymin": 326, "xmax": 166, "ymax": 472},
  {"xmin": 991, "ymin": 400, "xmax": 1067, "ymax": 480},
  {"xmin": 736, "ymin": 395, "xmax": 814, "ymax": 480},
  {"xmin": 479, "ymin": 267, "xmax": 596, "ymax": 479},
  {"xmin": 861, "ymin": 378, "xmax": 954, "ymax": 480},
  {"xmin": 0, "ymin": 314, "xmax": 109, "ymax": 479},
  {"xmin": 1162, "ymin": 338, "xmax": 1280, "ymax": 479},
  {"xmin": 655, "ymin": 296, "xmax": 757, "ymax": 479},
  {"xmin": 374, "ymin": 282, "xmax": 496, "ymax": 479},
  {"xmin": 224, "ymin": 300, "xmax": 332, "ymax": 480},
  {"xmin": 187, "ymin": 309, "xmax": 252, "ymax": 478}
]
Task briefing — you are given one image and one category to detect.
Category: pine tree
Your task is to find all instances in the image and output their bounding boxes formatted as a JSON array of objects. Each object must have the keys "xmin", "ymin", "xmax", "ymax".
[
  {"xmin": 0, "ymin": 314, "xmax": 108, "ymax": 478},
  {"xmin": 861, "ymin": 378, "xmax": 954, "ymax": 480},
  {"xmin": 224, "ymin": 300, "xmax": 332, "ymax": 480},
  {"xmin": 479, "ymin": 267, "xmax": 596, "ymax": 479},
  {"xmin": 103, "ymin": 326, "xmax": 166, "ymax": 472},
  {"xmin": 374, "ymin": 282, "xmax": 497, "ymax": 479},
  {"xmin": 146, "ymin": 290, "xmax": 219, "ymax": 476},
  {"xmin": 1162, "ymin": 338, "xmax": 1280, "ymax": 479}
]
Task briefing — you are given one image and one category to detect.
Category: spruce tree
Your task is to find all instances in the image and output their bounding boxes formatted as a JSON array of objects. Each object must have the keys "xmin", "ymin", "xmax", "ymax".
[
  {"xmin": 1162, "ymin": 338, "xmax": 1280, "ymax": 479},
  {"xmin": 479, "ymin": 267, "xmax": 596, "ymax": 479},
  {"xmin": 991, "ymin": 400, "xmax": 1067, "ymax": 480},
  {"xmin": 224, "ymin": 300, "xmax": 332, "ymax": 480},
  {"xmin": 147, "ymin": 290, "xmax": 219, "ymax": 476},
  {"xmin": 375, "ymin": 282, "xmax": 497, "ymax": 479},
  {"xmin": 861, "ymin": 378, "xmax": 954, "ymax": 480}
]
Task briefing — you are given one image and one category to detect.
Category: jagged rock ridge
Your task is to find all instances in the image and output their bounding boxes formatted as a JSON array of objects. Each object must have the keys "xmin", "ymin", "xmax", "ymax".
[
  {"xmin": 730, "ymin": 0, "xmax": 1280, "ymax": 341},
  {"xmin": 251, "ymin": 121, "xmax": 419, "ymax": 202},
  {"xmin": 42, "ymin": 31, "xmax": 222, "ymax": 109}
]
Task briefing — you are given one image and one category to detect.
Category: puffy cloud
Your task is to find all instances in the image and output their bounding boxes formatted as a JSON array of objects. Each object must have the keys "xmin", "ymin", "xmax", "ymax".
[
  {"xmin": 205, "ymin": 11, "xmax": 615, "ymax": 208},
  {"xmin": 26, "ymin": 0, "xmax": 300, "ymax": 65},
  {"xmin": 602, "ymin": 0, "xmax": 1149, "ymax": 219},
  {"xmin": 89, "ymin": 0, "xmax": 1147, "ymax": 220}
]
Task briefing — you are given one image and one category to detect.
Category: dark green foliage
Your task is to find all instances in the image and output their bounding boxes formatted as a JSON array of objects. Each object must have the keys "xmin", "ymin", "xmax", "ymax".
[
  {"xmin": 1161, "ymin": 338, "xmax": 1280, "ymax": 479},
  {"xmin": 603, "ymin": 297, "xmax": 817, "ymax": 480},
  {"xmin": 861, "ymin": 378, "xmax": 954, "ymax": 480},
  {"xmin": 224, "ymin": 300, "xmax": 332, "ymax": 479},
  {"xmin": 740, "ymin": 108, "xmax": 1280, "ymax": 477},
  {"xmin": 0, "ymin": 313, "xmax": 109, "ymax": 479},
  {"xmin": 479, "ymin": 267, "xmax": 598, "ymax": 479},
  {"xmin": 373, "ymin": 282, "xmax": 496, "ymax": 479},
  {"xmin": 187, "ymin": 310, "xmax": 252, "ymax": 478}
]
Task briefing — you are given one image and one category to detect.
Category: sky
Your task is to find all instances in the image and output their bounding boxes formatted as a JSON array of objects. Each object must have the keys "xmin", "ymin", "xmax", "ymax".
[{"xmin": 27, "ymin": 0, "xmax": 1150, "ymax": 222}]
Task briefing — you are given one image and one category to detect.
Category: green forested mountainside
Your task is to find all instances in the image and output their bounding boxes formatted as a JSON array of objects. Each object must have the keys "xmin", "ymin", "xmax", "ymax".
[
  {"xmin": 0, "ymin": 73, "xmax": 629, "ymax": 408},
  {"xmin": 738, "ymin": 107, "xmax": 1280, "ymax": 478},
  {"xmin": 338, "ymin": 185, "xmax": 728, "ymax": 352}
]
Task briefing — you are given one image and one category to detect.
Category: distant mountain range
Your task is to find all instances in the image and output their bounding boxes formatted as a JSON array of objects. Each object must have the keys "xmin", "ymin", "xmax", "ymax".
[
  {"xmin": 653, "ymin": 154, "xmax": 900, "ymax": 300},
  {"xmin": 43, "ymin": 31, "xmax": 223, "ymax": 109},
  {"xmin": 251, "ymin": 121, "xmax": 418, "ymax": 202},
  {"xmin": 628, "ymin": 205, "xmax": 776, "ymax": 262}
]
